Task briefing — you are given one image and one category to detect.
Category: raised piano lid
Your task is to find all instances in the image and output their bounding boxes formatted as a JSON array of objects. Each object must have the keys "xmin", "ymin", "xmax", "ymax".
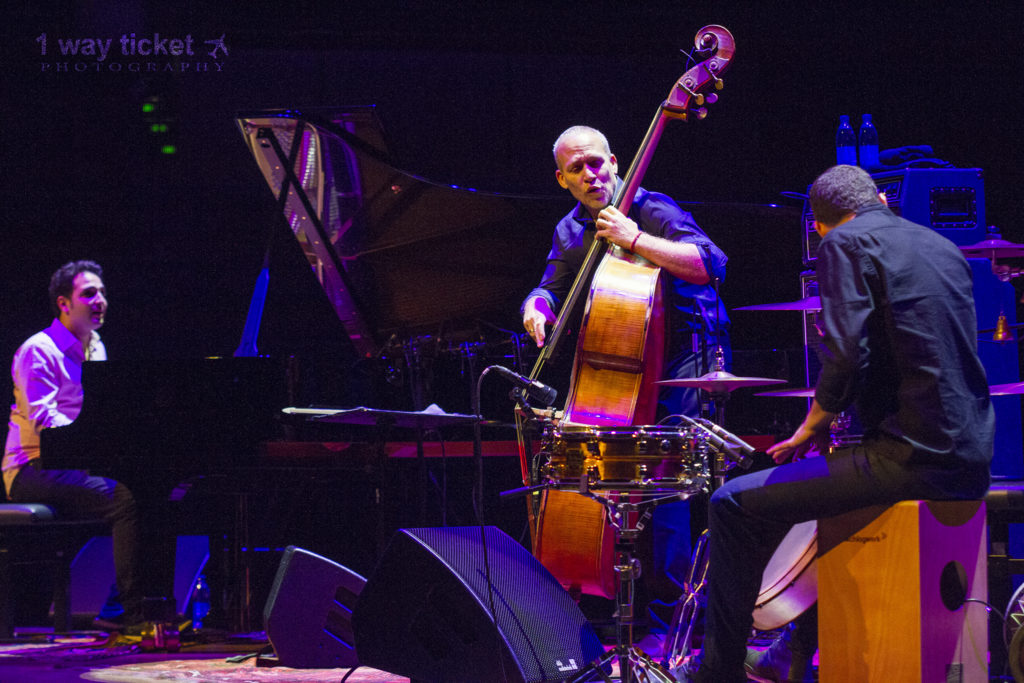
[{"xmin": 235, "ymin": 107, "xmax": 562, "ymax": 357}]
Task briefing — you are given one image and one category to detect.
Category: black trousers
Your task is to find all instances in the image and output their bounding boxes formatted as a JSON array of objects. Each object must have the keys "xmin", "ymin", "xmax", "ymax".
[
  {"xmin": 696, "ymin": 438, "xmax": 989, "ymax": 681},
  {"xmin": 8, "ymin": 460, "xmax": 143, "ymax": 621}
]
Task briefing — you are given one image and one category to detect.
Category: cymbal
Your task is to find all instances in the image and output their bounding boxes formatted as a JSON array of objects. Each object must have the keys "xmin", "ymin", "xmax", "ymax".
[
  {"xmin": 755, "ymin": 387, "xmax": 816, "ymax": 398},
  {"xmin": 656, "ymin": 371, "xmax": 786, "ymax": 393},
  {"xmin": 735, "ymin": 296, "xmax": 822, "ymax": 312},
  {"xmin": 989, "ymin": 382, "xmax": 1024, "ymax": 396},
  {"xmin": 960, "ymin": 238, "xmax": 1024, "ymax": 259}
]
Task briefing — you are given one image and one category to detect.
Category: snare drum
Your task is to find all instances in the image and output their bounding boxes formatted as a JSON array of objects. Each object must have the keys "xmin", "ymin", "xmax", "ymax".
[
  {"xmin": 541, "ymin": 425, "xmax": 708, "ymax": 490},
  {"xmin": 752, "ymin": 520, "xmax": 817, "ymax": 630}
]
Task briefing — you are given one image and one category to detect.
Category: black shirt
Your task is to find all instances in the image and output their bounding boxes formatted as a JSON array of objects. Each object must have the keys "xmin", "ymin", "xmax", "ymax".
[{"xmin": 815, "ymin": 204, "xmax": 994, "ymax": 470}]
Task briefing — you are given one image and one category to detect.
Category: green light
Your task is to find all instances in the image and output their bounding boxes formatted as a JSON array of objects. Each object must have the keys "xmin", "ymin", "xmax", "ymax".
[
  {"xmin": 160, "ymin": 144, "xmax": 177, "ymax": 155},
  {"xmin": 142, "ymin": 102, "xmax": 155, "ymax": 113},
  {"xmin": 150, "ymin": 123, "xmax": 161, "ymax": 133}
]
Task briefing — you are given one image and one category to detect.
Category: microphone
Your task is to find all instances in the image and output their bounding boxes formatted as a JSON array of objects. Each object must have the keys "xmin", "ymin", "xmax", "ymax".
[
  {"xmin": 678, "ymin": 416, "xmax": 753, "ymax": 470},
  {"xmin": 696, "ymin": 418, "xmax": 755, "ymax": 469},
  {"xmin": 488, "ymin": 365, "xmax": 559, "ymax": 406},
  {"xmin": 696, "ymin": 419, "xmax": 756, "ymax": 458}
]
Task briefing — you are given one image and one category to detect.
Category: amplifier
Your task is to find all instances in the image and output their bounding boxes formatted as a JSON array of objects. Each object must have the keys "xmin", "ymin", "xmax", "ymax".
[
  {"xmin": 800, "ymin": 270, "xmax": 862, "ymax": 442},
  {"xmin": 802, "ymin": 168, "xmax": 985, "ymax": 264},
  {"xmin": 800, "ymin": 271, "xmax": 821, "ymax": 389}
]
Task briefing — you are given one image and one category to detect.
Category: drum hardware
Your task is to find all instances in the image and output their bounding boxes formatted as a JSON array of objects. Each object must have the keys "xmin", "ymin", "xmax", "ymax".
[
  {"xmin": 661, "ymin": 406, "xmax": 856, "ymax": 670},
  {"xmin": 992, "ymin": 264, "xmax": 1024, "ymax": 281},
  {"xmin": 562, "ymin": 489, "xmax": 686, "ymax": 683},
  {"xmin": 756, "ymin": 386, "xmax": 815, "ymax": 398},
  {"xmin": 959, "ymin": 233, "xmax": 1024, "ymax": 260},
  {"xmin": 1002, "ymin": 582, "xmax": 1024, "ymax": 682},
  {"xmin": 979, "ymin": 320, "xmax": 1024, "ymax": 335},
  {"xmin": 977, "ymin": 314, "xmax": 1024, "ymax": 343},
  {"xmin": 540, "ymin": 424, "xmax": 713, "ymax": 496},
  {"xmin": 662, "ymin": 528, "xmax": 709, "ymax": 675},
  {"xmin": 657, "ymin": 345, "xmax": 785, "ymax": 447},
  {"xmin": 733, "ymin": 295, "xmax": 822, "ymax": 312},
  {"xmin": 656, "ymin": 370, "xmax": 789, "ymax": 392},
  {"xmin": 990, "ymin": 382, "xmax": 1024, "ymax": 396},
  {"xmin": 505, "ymin": 424, "xmax": 715, "ymax": 683},
  {"xmin": 963, "ymin": 229, "xmax": 1024, "ymax": 324},
  {"xmin": 505, "ymin": 418, "xmax": 750, "ymax": 681}
]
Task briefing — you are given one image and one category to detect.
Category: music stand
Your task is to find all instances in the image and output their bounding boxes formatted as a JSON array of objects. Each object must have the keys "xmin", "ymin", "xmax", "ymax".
[{"xmin": 284, "ymin": 405, "xmax": 479, "ymax": 538}]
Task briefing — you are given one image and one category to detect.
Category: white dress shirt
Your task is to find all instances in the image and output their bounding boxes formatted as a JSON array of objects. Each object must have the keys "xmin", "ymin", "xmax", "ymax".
[{"xmin": 3, "ymin": 319, "xmax": 106, "ymax": 494}]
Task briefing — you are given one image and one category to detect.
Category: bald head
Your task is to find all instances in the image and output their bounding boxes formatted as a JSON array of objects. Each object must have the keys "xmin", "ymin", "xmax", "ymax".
[
  {"xmin": 552, "ymin": 126, "xmax": 611, "ymax": 169},
  {"xmin": 552, "ymin": 126, "xmax": 619, "ymax": 217}
]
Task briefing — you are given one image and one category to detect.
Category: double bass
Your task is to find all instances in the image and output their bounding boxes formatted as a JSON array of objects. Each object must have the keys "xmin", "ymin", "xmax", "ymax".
[{"xmin": 524, "ymin": 25, "xmax": 736, "ymax": 598}]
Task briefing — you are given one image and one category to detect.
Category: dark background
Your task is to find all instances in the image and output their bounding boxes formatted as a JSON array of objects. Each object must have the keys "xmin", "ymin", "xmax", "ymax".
[
  {"xmin": 2, "ymin": 2, "xmax": 1023, "ymax": 578},
  {"xmin": 4, "ymin": 3, "xmax": 1022, "ymax": 365}
]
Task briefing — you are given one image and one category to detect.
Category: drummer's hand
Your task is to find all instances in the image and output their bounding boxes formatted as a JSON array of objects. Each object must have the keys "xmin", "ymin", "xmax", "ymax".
[
  {"xmin": 523, "ymin": 296, "xmax": 555, "ymax": 347},
  {"xmin": 595, "ymin": 206, "xmax": 639, "ymax": 249},
  {"xmin": 766, "ymin": 426, "xmax": 827, "ymax": 464}
]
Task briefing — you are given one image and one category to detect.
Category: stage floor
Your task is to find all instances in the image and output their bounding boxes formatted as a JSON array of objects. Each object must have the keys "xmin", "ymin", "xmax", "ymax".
[
  {"xmin": 0, "ymin": 631, "xmax": 410, "ymax": 682},
  {"xmin": 0, "ymin": 628, "xmax": 811, "ymax": 682}
]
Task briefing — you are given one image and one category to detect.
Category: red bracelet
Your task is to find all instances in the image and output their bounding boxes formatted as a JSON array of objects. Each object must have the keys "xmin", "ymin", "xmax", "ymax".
[{"xmin": 630, "ymin": 232, "xmax": 642, "ymax": 252}]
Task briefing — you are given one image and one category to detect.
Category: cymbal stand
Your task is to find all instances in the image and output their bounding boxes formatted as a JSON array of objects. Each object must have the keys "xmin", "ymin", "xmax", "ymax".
[
  {"xmin": 661, "ymin": 404, "xmax": 752, "ymax": 673},
  {"xmin": 704, "ymin": 345, "xmax": 732, "ymax": 446},
  {"xmin": 662, "ymin": 527, "xmax": 708, "ymax": 676}
]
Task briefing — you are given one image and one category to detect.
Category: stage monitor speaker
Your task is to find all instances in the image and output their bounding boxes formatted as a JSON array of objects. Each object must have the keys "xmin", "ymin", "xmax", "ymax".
[
  {"xmin": 263, "ymin": 546, "xmax": 366, "ymax": 668},
  {"xmin": 352, "ymin": 526, "xmax": 604, "ymax": 682}
]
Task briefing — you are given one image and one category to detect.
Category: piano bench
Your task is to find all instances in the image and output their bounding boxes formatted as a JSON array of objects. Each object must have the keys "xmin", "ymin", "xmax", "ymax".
[{"xmin": 0, "ymin": 504, "xmax": 105, "ymax": 638}]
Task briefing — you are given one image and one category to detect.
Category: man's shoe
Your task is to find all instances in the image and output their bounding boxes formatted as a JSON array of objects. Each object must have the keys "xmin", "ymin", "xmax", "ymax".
[{"xmin": 744, "ymin": 630, "xmax": 815, "ymax": 683}]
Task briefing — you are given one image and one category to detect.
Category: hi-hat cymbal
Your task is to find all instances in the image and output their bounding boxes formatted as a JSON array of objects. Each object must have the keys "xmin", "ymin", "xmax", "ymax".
[
  {"xmin": 656, "ymin": 371, "xmax": 786, "ymax": 393},
  {"xmin": 735, "ymin": 296, "xmax": 822, "ymax": 312},
  {"xmin": 960, "ymin": 238, "xmax": 1024, "ymax": 259},
  {"xmin": 755, "ymin": 387, "xmax": 816, "ymax": 398},
  {"xmin": 989, "ymin": 381, "xmax": 1024, "ymax": 396}
]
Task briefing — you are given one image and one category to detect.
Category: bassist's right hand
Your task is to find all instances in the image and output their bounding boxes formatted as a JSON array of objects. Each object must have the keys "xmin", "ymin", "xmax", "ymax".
[{"xmin": 523, "ymin": 296, "xmax": 555, "ymax": 347}]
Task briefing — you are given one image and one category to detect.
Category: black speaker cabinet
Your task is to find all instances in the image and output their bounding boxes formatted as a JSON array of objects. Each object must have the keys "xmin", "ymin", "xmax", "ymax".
[
  {"xmin": 263, "ymin": 546, "xmax": 366, "ymax": 668},
  {"xmin": 352, "ymin": 526, "xmax": 604, "ymax": 682}
]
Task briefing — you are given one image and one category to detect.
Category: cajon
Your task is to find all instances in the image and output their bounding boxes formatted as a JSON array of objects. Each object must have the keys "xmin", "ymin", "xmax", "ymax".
[{"xmin": 818, "ymin": 500, "xmax": 987, "ymax": 682}]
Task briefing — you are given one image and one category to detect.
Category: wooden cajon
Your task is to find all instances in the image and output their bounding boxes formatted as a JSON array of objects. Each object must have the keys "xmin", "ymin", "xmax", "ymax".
[{"xmin": 817, "ymin": 500, "xmax": 987, "ymax": 682}]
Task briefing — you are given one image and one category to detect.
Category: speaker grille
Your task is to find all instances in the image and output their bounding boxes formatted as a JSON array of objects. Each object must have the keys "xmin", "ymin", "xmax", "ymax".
[{"xmin": 353, "ymin": 526, "xmax": 603, "ymax": 682}]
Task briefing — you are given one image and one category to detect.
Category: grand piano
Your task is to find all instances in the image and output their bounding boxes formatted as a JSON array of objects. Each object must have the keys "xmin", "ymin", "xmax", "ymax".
[
  {"xmin": 234, "ymin": 106, "xmax": 566, "ymax": 360},
  {"xmin": 37, "ymin": 108, "xmax": 568, "ymax": 628},
  {"xmin": 40, "ymin": 357, "xmax": 287, "ymax": 485}
]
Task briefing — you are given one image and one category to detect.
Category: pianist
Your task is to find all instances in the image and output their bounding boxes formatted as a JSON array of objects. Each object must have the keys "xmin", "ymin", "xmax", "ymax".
[{"xmin": 2, "ymin": 260, "xmax": 143, "ymax": 630}]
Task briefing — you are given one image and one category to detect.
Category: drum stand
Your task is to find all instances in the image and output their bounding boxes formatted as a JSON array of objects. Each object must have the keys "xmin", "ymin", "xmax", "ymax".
[
  {"xmin": 568, "ymin": 488, "xmax": 690, "ymax": 683},
  {"xmin": 661, "ymin": 409, "xmax": 854, "ymax": 673},
  {"xmin": 662, "ymin": 527, "xmax": 709, "ymax": 675}
]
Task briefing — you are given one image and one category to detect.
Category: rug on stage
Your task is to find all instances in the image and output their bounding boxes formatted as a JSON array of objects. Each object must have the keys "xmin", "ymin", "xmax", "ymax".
[
  {"xmin": 0, "ymin": 634, "xmax": 410, "ymax": 682},
  {"xmin": 82, "ymin": 659, "xmax": 410, "ymax": 682}
]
